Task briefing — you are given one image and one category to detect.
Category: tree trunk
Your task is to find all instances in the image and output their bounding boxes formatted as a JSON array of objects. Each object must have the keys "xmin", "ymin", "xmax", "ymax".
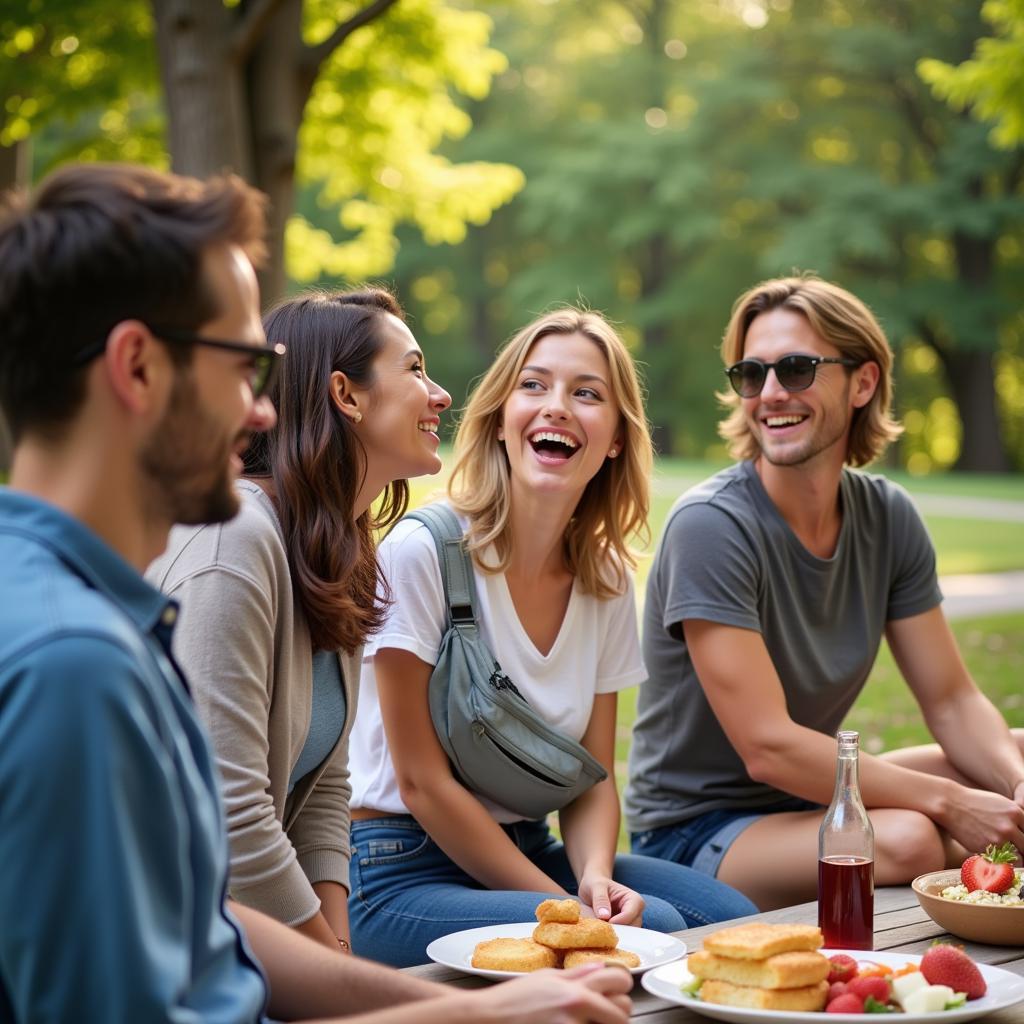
[
  {"xmin": 248, "ymin": 0, "xmax": 305, "ymax": 304},
  {"xmin": 151, "ymin": 0, "xmax": 251, "ymax": 178},
  {"xmin": 948, "ymin": 219, "xmax": 1011, "ymax": 471},
  {"xmin": 936, "ymin": 347, "xmax": 1010, "ymax": 472},
  {"xmin": 637, "ymin": 0, "xmax": 674, "ymax": 456}
]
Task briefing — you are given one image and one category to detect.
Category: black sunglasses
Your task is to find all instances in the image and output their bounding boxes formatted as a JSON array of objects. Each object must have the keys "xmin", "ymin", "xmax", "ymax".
[
  {"xmin": 74, "ymin": 324, "xmax": 286, "ymax": 399},
  {"xmin": 725, "ymin": 354, "xmax": 861, "ymax": 398}
]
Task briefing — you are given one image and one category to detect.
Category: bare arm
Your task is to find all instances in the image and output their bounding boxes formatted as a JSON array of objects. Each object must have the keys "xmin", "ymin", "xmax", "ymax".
[
  {"xmin": 305, "ymin": 966, "xmax": 633, "ymax": 1024},
  {"xmin": 289, "ymin": 881, "xmax": 352, "ymax": 953},
  {"xmin": 559, "ymin": 693, "xmax": 643, "ymax": 925},
  {"xmin": 230, "ymin": 901, "xmax": 442, "ymax": 1019},
  {"xmin": 684, "ymin": 618, "xmax": 1024, "ymax": 852},
  {"xmin": 886, "ymin": 608, "xmax": 1024, "ymax": 842},
  {"xmin": 374, "ymin": 647, "xmax": 569, "ymax": 895}
]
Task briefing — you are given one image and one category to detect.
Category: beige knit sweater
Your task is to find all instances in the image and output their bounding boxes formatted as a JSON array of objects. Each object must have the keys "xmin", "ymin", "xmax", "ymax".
[{"xmin": 147, "ymin": 480, "xmax": 360, "ymax": 926}]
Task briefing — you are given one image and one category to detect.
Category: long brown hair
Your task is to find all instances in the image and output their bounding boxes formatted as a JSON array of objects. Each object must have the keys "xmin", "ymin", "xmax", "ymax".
[{"xmin": 244, "ymin": 289, "xmax": 409, "ymax": 653}]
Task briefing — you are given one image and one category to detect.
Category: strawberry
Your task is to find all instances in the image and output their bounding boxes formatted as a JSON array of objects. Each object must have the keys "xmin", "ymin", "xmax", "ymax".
[
  {"xmin": 828, "ymin": 981, "xmax": 848, "ymax": 1001},
  {"xmin": 920, "ymin": 943, "xmax": 987, "ymax": 1000},
  {"xmin": 827, "ymin": 953, "xmax": 859, "ymax": 984},
  {"xmin": 960, "ymin": 842, "xmax": 1019, "ymax": 894},
  {"xmin": 848, "ymin": 975, "xmax": 892, "ymax": 1004},
  {"xmin": 827, "ymin": 992, "xmax": 865, "ymax": 1013}
]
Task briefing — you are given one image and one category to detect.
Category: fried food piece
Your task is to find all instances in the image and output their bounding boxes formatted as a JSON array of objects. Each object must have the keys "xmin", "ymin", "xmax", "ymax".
[
  {"xmin": 699, "ymin": 978, "xmax": 829, "ymax": 1012},
  {"xmin": 688, "ymin": 949, "xmax": 829, "ymax": 989},
  {"xmin": 701, "ymin": 923, "xmax": 823, "ymax": 960},
  {"xmin": 563, "ymin": 947, "xmax": 641, "ymax": 970},
  {"xmin": 533, "ymin": 918, "xmax": 617, "ymax": 950},
  {"xmin": 471, "ymin": 937, "xmax": 560, "ymax": 972},
  {"xmin": 535, "ymin": 898, "xmax": 581, "ymax": 924}
]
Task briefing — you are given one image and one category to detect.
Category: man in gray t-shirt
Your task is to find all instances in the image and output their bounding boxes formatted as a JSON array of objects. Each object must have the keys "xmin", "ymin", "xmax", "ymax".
[{"xmin": 625, "ymin": 276, "xmax": 1024, "ymax": 909}]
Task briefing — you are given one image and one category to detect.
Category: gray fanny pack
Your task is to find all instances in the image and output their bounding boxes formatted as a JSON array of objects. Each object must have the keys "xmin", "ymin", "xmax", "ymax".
[{"xmin": 405, "ymin": 504, "xmax": 607, "ymax": 820}]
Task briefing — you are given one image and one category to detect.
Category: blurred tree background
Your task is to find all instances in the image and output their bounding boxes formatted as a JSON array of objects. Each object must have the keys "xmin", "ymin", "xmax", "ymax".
[{"xmin": 3, "ymin": 0, "xmax": 1023, "ymax": 472}]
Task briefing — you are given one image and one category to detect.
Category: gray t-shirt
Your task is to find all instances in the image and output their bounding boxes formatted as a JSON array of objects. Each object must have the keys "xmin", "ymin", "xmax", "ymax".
[{"xmin": 624, "ymin": 460, "xmax": 943, "ymax": 832}]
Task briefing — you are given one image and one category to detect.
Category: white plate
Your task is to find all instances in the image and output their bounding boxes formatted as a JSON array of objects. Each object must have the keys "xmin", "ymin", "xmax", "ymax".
[
  {"xmin": 425, "ymin": 921, "xmax": 686, "ymax": 979},
  {"xmin": 641, "ymin": 949, "xmax": 1024, "ymax": 1023}
]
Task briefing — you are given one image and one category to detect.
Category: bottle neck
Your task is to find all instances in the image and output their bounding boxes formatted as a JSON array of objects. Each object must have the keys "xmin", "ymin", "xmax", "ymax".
[
  {"xmin": 832, "ymin": 747, "xmax": 860, "ymax": 801},
  {"xmin": 820, "ymin": 731, "xmax": 873, "ymax": 861}
]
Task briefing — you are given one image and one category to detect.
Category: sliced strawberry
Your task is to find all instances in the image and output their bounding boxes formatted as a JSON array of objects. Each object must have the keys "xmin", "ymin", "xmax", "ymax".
[
  {"xmin": 826, "ymin": 953, "xmax": 859, "ymax": 984},
  {"xmin": 961, "ymin": 842, "xmax": 1019, "ymax": 894},
  {"xmin": 920, "ymin": 943, "xmax": 987, "ymax": 1000}
]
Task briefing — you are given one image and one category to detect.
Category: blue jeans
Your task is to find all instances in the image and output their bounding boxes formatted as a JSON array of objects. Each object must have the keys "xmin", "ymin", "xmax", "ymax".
[
  {"xmin": 631, "ymin": 798, "xmax": 821, "ymax": 876},
  {"xmin": 349, "ymin": 815, "xmax": 757, "ymax": 967}
]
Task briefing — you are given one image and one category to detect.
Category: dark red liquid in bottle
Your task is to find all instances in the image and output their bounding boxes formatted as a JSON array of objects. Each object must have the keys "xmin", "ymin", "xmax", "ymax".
[{"xmin": 818, "ymin": 855, "xmax": 874, "ymax": 950}]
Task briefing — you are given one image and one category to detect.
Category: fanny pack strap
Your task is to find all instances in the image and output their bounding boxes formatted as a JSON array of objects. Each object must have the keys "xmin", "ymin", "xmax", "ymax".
[{"xmin": 405, "ymin": 504, "xmax": 477, "ymax": 628}]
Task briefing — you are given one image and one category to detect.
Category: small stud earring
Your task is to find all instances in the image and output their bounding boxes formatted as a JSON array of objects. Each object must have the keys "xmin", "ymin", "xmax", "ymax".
[
  {"xmin": 353, "ymin": 412, "xmax": 363, "ymax": 424},
  {"xmin": 608, "ymin": 447, "xmax": 617, "ymax": 457}
]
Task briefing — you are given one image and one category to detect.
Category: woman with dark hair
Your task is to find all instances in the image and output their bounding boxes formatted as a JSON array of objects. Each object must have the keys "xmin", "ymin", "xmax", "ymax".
[{"xmin": 148, "ymin": 288, "xmax": 450, "ymax": 955}]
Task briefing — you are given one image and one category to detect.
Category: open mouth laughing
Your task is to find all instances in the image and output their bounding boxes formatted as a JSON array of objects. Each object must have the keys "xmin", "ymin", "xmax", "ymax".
[
  {"xmin": 761, "ymin": 412, "xmax": 809, "ymax": 433},
  {"xmin": 527, "ymin": 429, "xmax": 580, "ymax": 462}
]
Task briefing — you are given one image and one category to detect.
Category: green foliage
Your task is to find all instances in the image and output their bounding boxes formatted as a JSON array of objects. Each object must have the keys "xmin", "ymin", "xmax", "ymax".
[
  {"xmin": 5, "ymin": 0, "xmax": 522, "ymax": 286},
  {"xmin": 0, "ymin": 0, "xmax": 162, "ymax": 164},
  {"xmin": 291, "ymin": 0, "xmax": 524, "ymax": 281},
  {"xmin": 388, "ymin": 0, "xmax": 1024, "ymax": 470},
  {"xmin": 919, "ymin": 0, "xmax": 1024, "ymax": 147}
]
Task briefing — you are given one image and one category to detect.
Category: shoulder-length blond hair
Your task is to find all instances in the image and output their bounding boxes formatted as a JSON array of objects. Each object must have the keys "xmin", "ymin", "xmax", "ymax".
[
  {"xmin": 447, "ymin": 307, "xmax": 653, "ymax": 598},
  {"xmin": 718, "ymin": 275, "xmax": 903, "ymax": 467}
]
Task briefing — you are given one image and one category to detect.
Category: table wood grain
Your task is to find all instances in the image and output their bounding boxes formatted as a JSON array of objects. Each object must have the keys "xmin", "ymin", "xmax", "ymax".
[{"xmin": 404, "ymin": 886, "xmax": 1024, "ymax": 1021}]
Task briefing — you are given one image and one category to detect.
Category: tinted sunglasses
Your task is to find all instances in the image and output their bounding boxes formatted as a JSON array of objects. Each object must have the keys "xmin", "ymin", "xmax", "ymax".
[
  {"xmin": 725, "ymin": 354, "xmax": 861, "ymax": 398},
  {"xmin": 74, "ymin": 324, "xmax": 286, "ymax": 399}
]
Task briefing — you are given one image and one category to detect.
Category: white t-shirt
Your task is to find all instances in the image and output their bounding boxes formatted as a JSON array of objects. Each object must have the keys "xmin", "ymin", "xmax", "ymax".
[{"xmin": 349, "ymin": 510, "xmax": 647, "ymax": 823}]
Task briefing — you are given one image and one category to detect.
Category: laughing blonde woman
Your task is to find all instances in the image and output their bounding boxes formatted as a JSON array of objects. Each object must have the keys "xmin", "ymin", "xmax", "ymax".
[{"xmin": 346, "ymin": 307, "xmax": 756, "ymax": 967}]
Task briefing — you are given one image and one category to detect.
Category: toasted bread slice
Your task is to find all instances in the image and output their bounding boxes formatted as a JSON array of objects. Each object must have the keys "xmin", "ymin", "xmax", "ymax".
[
  {"xmin": 562, "ymin": 947, "xmax": 641, "ymax": 969},
  {"xmin": 699, "ymin": 978, "xmax": 829, "ymax": 1011},
  {"xmin": 533, "ymin": 919, "xmax": 617, "ymax": 950},
  {"xmin": 534, "ymin": 898, "xmax": 581, "ymax": 924},
  {"xmin": 688, "ymin": 949, "xmax": 829, "ymax": 989},
  {"xmin": 701, "ymin": 923, "xmax": 823, "ymax": 960},
  {"xmin": 471, "ymin": 937, "xmax": 560, "ymax": 972}
]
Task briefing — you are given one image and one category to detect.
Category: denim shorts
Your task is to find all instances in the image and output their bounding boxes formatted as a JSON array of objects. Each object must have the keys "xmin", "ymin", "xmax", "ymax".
[{"xmin": 631, "ymin": 797, "xmax": 821, "ymax": 877}]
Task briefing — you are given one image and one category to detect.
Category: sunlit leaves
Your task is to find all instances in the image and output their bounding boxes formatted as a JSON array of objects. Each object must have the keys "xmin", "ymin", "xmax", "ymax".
[
  {"xmin": 919, "ymin": 0, "xmax": 1024, "ymax": 147},
  {"xmin": 0, "ymin": 0, "xmax": 156, "ymax": 149},
  {"xmin": 294, "ymin": 0, "xmax": 522, "ymax": 280}
]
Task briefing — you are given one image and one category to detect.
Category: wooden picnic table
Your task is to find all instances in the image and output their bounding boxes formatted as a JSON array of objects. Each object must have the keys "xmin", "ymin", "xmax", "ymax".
[{"xmin": 406, "ymin": 886, "xmax": 1024, "ymax": 1021}]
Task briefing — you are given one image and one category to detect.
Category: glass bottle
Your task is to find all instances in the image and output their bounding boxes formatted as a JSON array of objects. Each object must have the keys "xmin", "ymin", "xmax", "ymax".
[{"xmin": 818, "ymin": 730, "xmax": 874, "ymax": 950}]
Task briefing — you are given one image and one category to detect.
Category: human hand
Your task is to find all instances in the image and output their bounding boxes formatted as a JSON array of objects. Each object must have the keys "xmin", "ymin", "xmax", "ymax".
[
  {"xmin": 945, "ymin": 785, "xmax": 1024, "ymax": 854},
  {"xmin": 1013, "ymin": 779, "xmax": 1024, "ymax": 812},
  {"xmin": 578, "ymin": 873, "xmax": 644, "ymax": 926},
  {"xmin": 469, "ymin": 964, "xmax": 632, "ymax": 1024}
]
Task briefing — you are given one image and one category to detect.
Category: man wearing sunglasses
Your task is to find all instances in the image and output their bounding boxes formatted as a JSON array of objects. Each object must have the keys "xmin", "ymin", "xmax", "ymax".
[
  {"xmin": 0, "ymin": 164, "xmax": 631, "ymax": 1024},
  {"xmin": 626, "ymin": 275, "xmax": 1024, "ymax": 909}
]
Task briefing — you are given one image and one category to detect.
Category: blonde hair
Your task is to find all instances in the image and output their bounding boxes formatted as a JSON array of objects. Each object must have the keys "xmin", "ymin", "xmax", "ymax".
[
  {"xmin": 718, "ymin": 275, "xmax": 903, "ymax": 467},
  {"xmin": 447, "ymin": 308, "xmax": 653, "ymax": 598}
]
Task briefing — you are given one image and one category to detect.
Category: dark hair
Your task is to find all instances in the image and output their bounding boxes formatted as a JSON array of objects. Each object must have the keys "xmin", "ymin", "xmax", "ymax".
[
  {"xmin": 0, "ymin": 162, "xmax": 267, "ymax": 442},
  {"xmin": 244, "ymin": 288, "xmax": 410, "ymax": 653}
]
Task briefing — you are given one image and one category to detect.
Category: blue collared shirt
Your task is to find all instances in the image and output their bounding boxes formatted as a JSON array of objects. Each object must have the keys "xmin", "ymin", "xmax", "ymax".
[{"xmin": 0, "ymin": 489, "xmax": 267, "ymax": 1024}]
